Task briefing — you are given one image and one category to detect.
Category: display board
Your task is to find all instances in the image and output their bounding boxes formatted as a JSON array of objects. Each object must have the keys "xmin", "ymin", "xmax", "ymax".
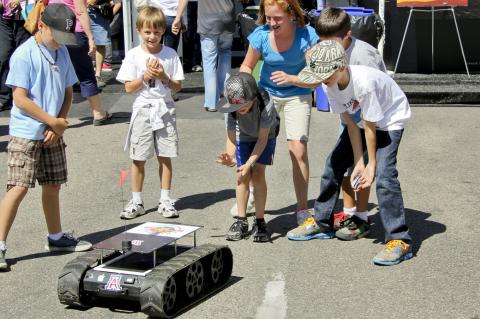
[{"xmin": 397, "ymin": 0, "xmax": 468, "ymax": 6}]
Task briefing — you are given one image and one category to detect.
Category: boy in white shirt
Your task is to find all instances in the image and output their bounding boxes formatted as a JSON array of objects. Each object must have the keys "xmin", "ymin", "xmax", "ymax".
[
  {"xmin": 288, "ymin": 40, "xmax": 413, "ymax": 266},
  {"xmin": 116, "ymin": 6, "xmax": 184, "ymax": 219}
]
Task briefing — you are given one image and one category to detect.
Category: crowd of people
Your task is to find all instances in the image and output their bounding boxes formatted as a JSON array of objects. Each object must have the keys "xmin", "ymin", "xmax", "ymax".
[{"xmin": 0, "ymin": 0, "xmax": 414, "ymax": 272}]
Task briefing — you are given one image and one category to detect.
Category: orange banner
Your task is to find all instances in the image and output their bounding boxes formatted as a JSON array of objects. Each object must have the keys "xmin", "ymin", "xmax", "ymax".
[{"xmin": 397, "ymin": 0, "xmax": 468, "ymax": 6}]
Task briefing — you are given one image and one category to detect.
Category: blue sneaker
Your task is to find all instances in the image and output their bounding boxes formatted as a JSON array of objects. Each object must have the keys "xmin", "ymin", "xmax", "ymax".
[
  {"xmin": 287, "ymin": 217, "xmax": 334, "ymax": 241},
  {"xmin": 372, "ymin": 240, "xmax": 413, "ymax": 266},
  {"xmin": 45, "ymin": 232, "xmax": 92, "ymax": 252}
]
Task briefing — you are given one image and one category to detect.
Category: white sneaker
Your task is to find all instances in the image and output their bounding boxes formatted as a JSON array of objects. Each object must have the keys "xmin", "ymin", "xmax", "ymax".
[
  {"xmin": 230, "ymin": 193, "xmax": 255, "ymax": 217},
  {"xmin": 158, "ymin": 199, "xmax": 179, "ymax": 218},
  {"xmin": 120, "ymin": 200, "xmax": 146, "ymax": 219}
]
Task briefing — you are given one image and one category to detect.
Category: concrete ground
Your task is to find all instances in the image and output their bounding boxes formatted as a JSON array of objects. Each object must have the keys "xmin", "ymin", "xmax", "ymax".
[{"xmin": 0, "ymin": 90, "xmax": 478, "ymax": 319}]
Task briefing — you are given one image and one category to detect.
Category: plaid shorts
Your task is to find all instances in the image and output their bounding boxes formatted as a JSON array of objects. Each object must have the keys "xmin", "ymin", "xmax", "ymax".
[{"xmin": 7, "ymin": 136, "xmax": 68, "ymax": 188}]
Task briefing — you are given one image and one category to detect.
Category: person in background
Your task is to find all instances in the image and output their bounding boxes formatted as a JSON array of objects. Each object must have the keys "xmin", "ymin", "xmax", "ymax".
[
  {"xmin": 50, "ymin": 0, "xmax": 113, "ymax": 125},
  {"xmin": 0, "ymin": 0, "xmax": 30, "ymax": 111}
]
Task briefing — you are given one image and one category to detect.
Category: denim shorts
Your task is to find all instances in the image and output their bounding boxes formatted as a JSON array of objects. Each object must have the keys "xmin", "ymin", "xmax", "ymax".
[
  {"xmin": 7, "ymin": 136, "xmax": 67, "ymax": 188},
  {"xmin": 236, "ymin": 138, "xmax": 276, "ymax": 167},
  {"xmin": 89, "ymin": 9, "xmax": 111, "ymax": 46}
]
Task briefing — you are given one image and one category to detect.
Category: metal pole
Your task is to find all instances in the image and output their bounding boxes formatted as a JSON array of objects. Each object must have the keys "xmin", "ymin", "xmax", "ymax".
[
  {"xmin": 153, "ymin": 250, "xmax": 156, "ymax": 268},
  {"xmin": 378, "ymin": 0, "xmax": 385, "ymax": 57},
  {"xmin": 194, "ymin": 232, "xmax": 196, "ymax": 247},
  {"xmin": 431, "ymin": 7, "xmax": 434, "ymax": 72},
  {"xmin": 394, "ymin": 8, "xmax": 414, "ymax": 76},
  {"xmin": 174, "ymin": 240, "xmax": 177, "ymax": 256},
  {"xmin": 451, "ymin": 7, "xmax": 470, "ymax": 77}
]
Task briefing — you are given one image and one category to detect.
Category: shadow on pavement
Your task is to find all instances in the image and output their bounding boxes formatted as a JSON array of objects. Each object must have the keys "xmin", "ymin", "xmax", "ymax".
[
  {"xmin": 61, "ymin": 276, "xmax": 243, "ymax": 318},
  {"xmin": 5, "ymin": 224, "xmax": 143, "ymax": 270},
  {"xmin": 369, "ymin": 208, "xmax": 446, "ymax": 254},
  {"xmin": 175, "ymin": 189, "xmax": 236, "ymax": 211},
  {"xmin": 68, "ymin": 112, "xmax": 131, "ymax": 129}
]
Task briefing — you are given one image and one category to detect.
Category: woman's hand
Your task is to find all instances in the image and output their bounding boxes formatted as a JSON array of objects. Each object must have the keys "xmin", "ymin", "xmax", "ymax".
[{"xmin": 87, "ymin": 38, "xmax": 96, "ymax": 56}]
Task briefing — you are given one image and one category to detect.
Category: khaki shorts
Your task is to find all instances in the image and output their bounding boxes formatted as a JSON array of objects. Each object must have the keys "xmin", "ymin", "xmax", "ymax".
[
  {"xmin": 130, "ymin": 107, "xmax": 178, "ymax": 161},
  {"xmin": 7, "ymin": 136, "xmax": 68, "ymax": 188},
  {"xmin": 272, "ymin": 94, "xmax": 312, "ymax": 142}
]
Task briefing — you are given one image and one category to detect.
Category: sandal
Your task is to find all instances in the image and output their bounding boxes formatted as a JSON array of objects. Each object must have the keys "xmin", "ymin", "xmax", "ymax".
[{"xmin": 93, "ymin": 112, "xmax": 113, "ymax": 126}]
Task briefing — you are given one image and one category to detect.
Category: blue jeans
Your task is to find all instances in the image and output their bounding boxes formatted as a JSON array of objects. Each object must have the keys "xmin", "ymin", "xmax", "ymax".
[
  {"xmin": 163, "ymin": 15, "xmax": 180, "ymax": 51},
  {"xmin": 314, "ymin": 127, "xmax": 411, "ymax": 242},
  {"xmin": 200, "ymin": 33, "xmax": 233, "ymax": 110}
]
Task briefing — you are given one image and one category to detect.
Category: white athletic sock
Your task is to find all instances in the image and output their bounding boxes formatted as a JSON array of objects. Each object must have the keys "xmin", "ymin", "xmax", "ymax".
[
  {"xmin": 132, "ymin": 192, "xmax": 142, "ymax": 204},
  {"xmin": 354, "ymin": 211, "xmax": 369, "ymax": 222},
  {"xmin": 0, "ymin": 240, "xmax": 6, "ymax": 251},
  {"xmin": 343, "ymin": 207, "xmax": 356, "ymax": 215},
  {"xmin": 160, "ymin": 189, "xmax": 171, "ymax": 202},
  {"xmin": 48, "ymin": 232, "xmax": 64, "ymax": 241}
]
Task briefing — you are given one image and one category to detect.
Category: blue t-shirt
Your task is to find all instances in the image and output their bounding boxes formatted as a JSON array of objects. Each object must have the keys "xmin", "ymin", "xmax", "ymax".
[
  {"xmin": 247, "ymin": 24, "xmax": 319, "ymax": 98},
  {"xmin": 6, "ymin": 37, "xmax": 78, "ymax": 140}
]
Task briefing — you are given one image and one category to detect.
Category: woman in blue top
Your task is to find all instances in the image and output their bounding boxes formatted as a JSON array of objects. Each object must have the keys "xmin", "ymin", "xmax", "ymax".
[{"xmin": 240, "ymin": 0, "xmax": 319, "ymax": 219}]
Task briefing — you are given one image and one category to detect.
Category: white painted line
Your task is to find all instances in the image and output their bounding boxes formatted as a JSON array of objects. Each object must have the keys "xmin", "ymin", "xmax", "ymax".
[{"xmin": 255, "ymin": 272, "xmax": 287, "ymax": 319}]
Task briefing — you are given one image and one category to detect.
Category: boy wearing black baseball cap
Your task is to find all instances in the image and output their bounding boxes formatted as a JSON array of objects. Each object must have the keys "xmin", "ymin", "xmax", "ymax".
[
  {"xmin": 216, "ymin": 72, "xmax": 279, "ymax": 242},
  {"xmin": 0, "ymin": 4, "xmax": 91, "ymax": 271}
]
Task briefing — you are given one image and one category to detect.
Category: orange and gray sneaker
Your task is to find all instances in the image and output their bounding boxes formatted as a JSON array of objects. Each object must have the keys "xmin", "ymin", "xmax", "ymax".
[
  {"xmin": 287, "ymin": 217, "xmax": 334, "ymax": 241},
  {"xmin": 372, "ymin": 240, "xmax": 413, "ymax": 266}
]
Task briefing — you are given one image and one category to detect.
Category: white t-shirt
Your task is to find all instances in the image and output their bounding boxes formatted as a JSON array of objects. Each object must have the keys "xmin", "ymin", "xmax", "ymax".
[
  {"xmin": 346, "ymin": 37, "xmax": 386, "ymax": 72},
  {"xmin": 150, "ymin": 0, "xmax": 179, "ymax": 16},
  {"xmin": 116, "ymin": 45, "xmax": 184, "ymax": 106},
  {"xmin": 327, "ymin": 65, "xmax": 411, "ymax": 131}
]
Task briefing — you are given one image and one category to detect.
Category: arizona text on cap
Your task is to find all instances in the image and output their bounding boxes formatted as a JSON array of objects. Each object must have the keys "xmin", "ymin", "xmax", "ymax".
[
  {"xmin": 298, "ymin": 40, "xmax": 347, "ymax": 84},
  {"xmin": 217, "ymin": 72, "xmax": 258, "ymax": 113},
  {"xmin": 41, "ymin": 3, "xmax": 77, "ymax": 46}
]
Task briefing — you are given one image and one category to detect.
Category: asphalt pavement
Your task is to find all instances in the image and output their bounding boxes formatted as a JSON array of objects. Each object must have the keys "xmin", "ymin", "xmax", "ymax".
[{"xmin": 0, "ymin": 85, "xmax": 479, "ymax": 319}]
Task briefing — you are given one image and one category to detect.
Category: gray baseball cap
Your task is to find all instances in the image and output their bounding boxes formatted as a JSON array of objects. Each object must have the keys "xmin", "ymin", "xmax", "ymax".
[
  {"xmin": 216, "ymin": 72, "xmax": 258, "ymax": 113},
  {"xmin": 298, "ymin": 40, "xmax": 347, "ymax": 84},
  {"xmin": 41, "ymin": 3, "xmax": 77, "ymax": 46}
]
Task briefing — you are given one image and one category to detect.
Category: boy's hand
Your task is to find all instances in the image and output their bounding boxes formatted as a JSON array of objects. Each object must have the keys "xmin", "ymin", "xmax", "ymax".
[
  {"xmin": 351, "ymin": 161, "xmax": 365, "ymax": 191},
  {"xmin": 236, "ymin": 164, "xmax": 251, "ymax": 185},
  {"xmin": 270, "ymin": 71, "xmax": 294, "ymax": 86},
  {"xmin": 216, "ymin": 152, "xmax": 236, "ymax": 167},
  {"xmin": 359, "ymin": 163, "xmax": 375, "ymax": 189},
  {"xmin": 49, "ymin": 118, "xmax": 69, "ymax": 136},
  {"xmin": 43, "ymin": 128, "xmax": 59, "ymax": 145}
]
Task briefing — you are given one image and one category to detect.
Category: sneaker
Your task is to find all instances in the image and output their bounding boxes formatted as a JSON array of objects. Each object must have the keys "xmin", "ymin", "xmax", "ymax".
[
  {"xmin": 287, "ymin": 217, "xmax": 334, "ymax": 241},
  {"xmin": 93, "ymin": 111, "xmax": 113, "ymax": 126},
  {"xmin": 191, "ymin": 65, "xmax": 203, "ymax": 72},
  {"xmin": 158, "ymin": 199, "xmax": 179, "ymax": 218},
  {"xmin": 372, "ymin": 240, "xmax": 414, "ymax": 266},
  {"xmin": 0, "ymin": 249, "xmax": 7, "ymax": 271},
  {"xmin": 230, "ymin": 193, "xmax": 255, "ymax": 217},
  {"xmin": 45, "ymin": 232, "xmax": 92, "ymax": 252},
  {"xmin": 296, "ymin": 209, "xmax": 313, "ymax": 225},
  {"xmin": 335, "ymin": 215, "xmax": 371, "ymax": 241},
  {"xmin": 96, "ymin": 76, "xmax": 106, "ymax": 89},
  {"xmin": 251, "ymin": 219, "xmax": 270, "ymax": 242},
  {"xmin": 101, "ymin": 63, "xmax": 113, "ymax": 72},
  {"xmin": 333, "ymin": 211, "xmax": 354, "ymax": 230},
  {"xmin": 226, "ymin": 219, "xmax": 249, "ymax": 241},
  {"xmin": 120, "ymin": 199, "xmax": 146, "ymax": 219}
]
